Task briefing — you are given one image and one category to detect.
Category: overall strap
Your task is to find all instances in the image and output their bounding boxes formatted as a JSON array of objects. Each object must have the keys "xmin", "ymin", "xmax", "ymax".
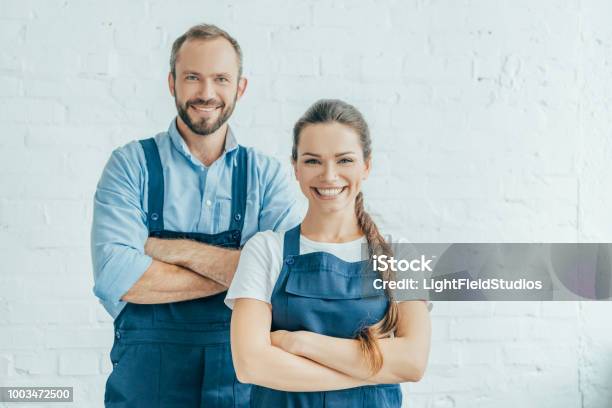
[
  {"xmin": 283, "ymin": 224, "xmax": 301, "ymax": 260},
  {"xmin": 228, "ymin": 145, "xmax": 248, "ymax": 233},
  {"xmin": 139, "ymin": 138, "xmax": 164, "ymax": 232}
]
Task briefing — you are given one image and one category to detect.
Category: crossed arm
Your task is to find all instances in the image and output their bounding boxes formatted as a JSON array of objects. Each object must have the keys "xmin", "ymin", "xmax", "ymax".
[
  {"xmin": 92, "ymin": 148, "xmax": 241, "ymax": 305},
  {"xmin": 230, "ymin": 299, "xmax": 431, "ymax": 391},
  {"xmin": 122, "ymin": 238, "xmax": 240, "ymax": 303}
]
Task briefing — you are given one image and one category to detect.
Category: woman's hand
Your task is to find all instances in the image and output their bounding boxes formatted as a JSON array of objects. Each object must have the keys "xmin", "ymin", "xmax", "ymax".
[{"xmin": 270, "ymin": 330, "xmax": 309, "ymax": 355}]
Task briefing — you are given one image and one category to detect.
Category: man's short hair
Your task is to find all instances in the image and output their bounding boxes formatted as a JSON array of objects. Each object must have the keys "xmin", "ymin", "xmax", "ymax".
[{"xmin": 170, "ymin": 23, "xmax": 243, "ymax": 78}]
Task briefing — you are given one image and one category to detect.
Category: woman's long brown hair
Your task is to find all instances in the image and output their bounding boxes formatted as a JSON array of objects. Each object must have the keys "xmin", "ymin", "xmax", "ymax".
[{"xmin": 292, "ymin": 99, "xmax": 399, "ymax": 375}]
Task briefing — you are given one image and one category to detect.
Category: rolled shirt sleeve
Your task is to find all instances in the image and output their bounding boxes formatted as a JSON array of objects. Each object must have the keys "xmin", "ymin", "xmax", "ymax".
[
  {"xmin": 91, "ymin": 144, "xmax": 152, "ymax": 318},
  {"xmin": 257, "ymin": 155, "xmax": 305, "ymax": 233}
]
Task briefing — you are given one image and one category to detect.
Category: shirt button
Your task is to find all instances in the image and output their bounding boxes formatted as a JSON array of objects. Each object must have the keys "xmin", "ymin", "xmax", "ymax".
[
  {"xmin": 115, "ymin": 331, "xmax": 121, "ymax": 339},
  {"xmin": 205, "ymin": 200, "xmax": 212, "ymax": 207}
]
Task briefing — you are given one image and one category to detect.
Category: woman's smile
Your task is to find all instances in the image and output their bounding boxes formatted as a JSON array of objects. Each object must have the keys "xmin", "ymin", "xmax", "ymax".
[{"xmin": 311, "ymin": 186, "xmax": 348, "ymax": 200}]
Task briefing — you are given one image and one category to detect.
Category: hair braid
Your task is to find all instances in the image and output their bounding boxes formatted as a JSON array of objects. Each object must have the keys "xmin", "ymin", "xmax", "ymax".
[{"xmin": 354, "ymin": 192, "xmax": 399, "ymax": 375}]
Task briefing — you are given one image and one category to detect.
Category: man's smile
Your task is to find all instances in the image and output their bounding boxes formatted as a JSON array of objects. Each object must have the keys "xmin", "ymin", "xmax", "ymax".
[{"xmin": 190, "ymin": 104, "xmax": 222, "ymax": 112}]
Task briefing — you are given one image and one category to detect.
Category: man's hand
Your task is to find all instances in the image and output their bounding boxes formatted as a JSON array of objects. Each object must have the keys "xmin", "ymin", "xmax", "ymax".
[
  {"xmin": 145, "ymin": 237, "xmax": 170, "ymax": 262},
  {"xmin": 143, "ymin": 237, "xmax": 240, "ymax": 287}
]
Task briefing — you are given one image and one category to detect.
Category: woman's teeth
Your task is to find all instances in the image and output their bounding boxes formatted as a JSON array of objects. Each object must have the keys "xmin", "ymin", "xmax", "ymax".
[{"xmin": 315, "ymin": 187, "xmax": 345, "ymax": 196}]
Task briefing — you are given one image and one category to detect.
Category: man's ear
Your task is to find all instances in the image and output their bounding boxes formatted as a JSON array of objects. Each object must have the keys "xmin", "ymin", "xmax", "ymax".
[
  {"xmin": 236, "ymin": 77, "xmax": 248, "ymax": 100},
  {"xmin": 168, "ymin": 72, "xmax": 175, "ymax": 97}
]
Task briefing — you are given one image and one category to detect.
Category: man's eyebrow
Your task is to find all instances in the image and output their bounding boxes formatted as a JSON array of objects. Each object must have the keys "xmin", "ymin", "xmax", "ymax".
[{"xmin": 181, "ymin": 71, "xmax": 234, "ymax": 77}]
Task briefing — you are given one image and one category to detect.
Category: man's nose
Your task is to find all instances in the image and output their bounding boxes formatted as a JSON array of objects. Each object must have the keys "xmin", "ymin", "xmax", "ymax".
[{"xmin": 197, "ymin": 79, "xmax": 216, "ymax": 101}]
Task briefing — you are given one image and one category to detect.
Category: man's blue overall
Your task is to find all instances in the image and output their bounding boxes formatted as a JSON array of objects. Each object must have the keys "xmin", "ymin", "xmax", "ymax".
[{"xmin": 104, "ymin": 138, "xmax": 250, "ymax": 408}]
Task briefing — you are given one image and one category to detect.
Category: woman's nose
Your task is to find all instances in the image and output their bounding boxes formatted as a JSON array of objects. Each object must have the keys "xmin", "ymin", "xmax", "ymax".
[{"xmin": 320, "ymin": 163, "xmax": 338, "ymax": 181}]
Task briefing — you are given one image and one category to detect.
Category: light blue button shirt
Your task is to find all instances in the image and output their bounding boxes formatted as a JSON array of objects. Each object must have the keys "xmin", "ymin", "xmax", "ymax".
[{"xmin": 91, "ymin": 119, "xmax": 303, "ymax": 318}]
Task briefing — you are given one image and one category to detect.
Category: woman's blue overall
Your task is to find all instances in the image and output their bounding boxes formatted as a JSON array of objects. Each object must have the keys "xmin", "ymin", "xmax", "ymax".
[{"xmin": 250, "ymin": 225, "xmax": 402, "ymax": 407}]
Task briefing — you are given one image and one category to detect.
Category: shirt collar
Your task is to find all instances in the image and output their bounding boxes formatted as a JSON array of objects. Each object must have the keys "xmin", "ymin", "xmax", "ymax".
[{"xmin": 168, "ymin": 118, "xmax": 239, "ymax": 167}]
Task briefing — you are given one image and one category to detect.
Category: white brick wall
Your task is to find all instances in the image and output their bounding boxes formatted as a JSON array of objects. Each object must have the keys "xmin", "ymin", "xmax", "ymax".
[{"xmin": 1, "ymin": 1, "xmax": 611, "ymax": 407}]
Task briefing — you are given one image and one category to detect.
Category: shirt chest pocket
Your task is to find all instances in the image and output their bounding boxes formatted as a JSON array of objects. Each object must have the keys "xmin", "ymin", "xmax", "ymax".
[
  {"xmin": 211, "ymin": 198, "xmax": 232, "ymax": 233},
  {"xmin": 209, "ymin": 195, "xmax": 255, "ymax": 235}
]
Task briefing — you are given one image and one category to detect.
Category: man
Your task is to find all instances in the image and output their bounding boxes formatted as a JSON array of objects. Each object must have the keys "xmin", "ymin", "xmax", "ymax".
[{"xmin": 91, "ymin": 24, "xmax": 301, "ymax": 407}]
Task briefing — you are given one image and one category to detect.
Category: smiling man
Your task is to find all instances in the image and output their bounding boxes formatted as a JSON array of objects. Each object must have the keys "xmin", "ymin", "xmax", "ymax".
[{"xmin": 91, "ymin": 24, "xmax": 302, "ymax": 408}]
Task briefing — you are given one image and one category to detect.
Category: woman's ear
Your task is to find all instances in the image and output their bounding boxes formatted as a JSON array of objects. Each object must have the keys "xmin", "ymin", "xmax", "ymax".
[
  {"xmin": 363, "ymin": 157, "xmax": 372, "ymax": 180},
  {"xmin": 291, "ymin": 157, "xmax": 298, "ymax": 180}
]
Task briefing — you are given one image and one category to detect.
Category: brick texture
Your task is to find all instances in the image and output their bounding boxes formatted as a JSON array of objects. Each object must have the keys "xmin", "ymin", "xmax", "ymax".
[{"xmin": 1, "ymin": 1, "xmax": 611, "ymax": 407}]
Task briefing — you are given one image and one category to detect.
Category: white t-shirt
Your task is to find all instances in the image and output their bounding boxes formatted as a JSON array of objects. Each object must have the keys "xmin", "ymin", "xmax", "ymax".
[{"xmin": 225, "ymin": 230, "xmax": 431, "ymax": 310}]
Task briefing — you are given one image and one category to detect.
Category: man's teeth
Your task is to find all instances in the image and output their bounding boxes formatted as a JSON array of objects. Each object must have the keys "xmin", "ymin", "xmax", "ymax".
[
  {"xmin": 193, "ymin": 105, "xmax": 218, "ymax": 111},
  {"xmin": 316, "ymin": 187, "xmax": 344, "ymax": 196}
]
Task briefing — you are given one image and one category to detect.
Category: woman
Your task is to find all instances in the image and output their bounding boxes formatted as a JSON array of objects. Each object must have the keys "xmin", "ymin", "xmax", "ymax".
[{"xmin": 226, "ymin": 99, "xmax": 431, "ymax": 407}]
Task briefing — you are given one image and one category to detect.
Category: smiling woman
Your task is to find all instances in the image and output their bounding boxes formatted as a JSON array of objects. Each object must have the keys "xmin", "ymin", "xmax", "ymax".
[
  {"xmin": 296, "ymin": 121, "xmax": 368, "ymax": 214},
  {"xmin": 226, "ymin": 99, "xmax": 432, "ymax": 407}
]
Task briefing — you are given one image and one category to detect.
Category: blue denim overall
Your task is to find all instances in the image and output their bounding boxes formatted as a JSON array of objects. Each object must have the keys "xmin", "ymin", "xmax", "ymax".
[
  {"xmin": 104, "ymin": 138, "xmax": 251, "ymax": 408},
  {"xmin": 251, "ymin": 225, "xmax": 402, "ymax": 407}
]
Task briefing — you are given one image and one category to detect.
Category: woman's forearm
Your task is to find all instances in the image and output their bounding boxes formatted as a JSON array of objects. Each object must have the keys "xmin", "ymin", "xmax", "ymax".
[
  {"xmin": 281, "ymin": 301, "xmax": 432, "ymax": 383},
  {"xmin": 292, "ymin": 332, "xmax": 427, "ymax": 384},
  {"xmin": 231, "ymin": 298, "xmax": 373, "ymax": 392},
  {"xmin": 235, "ymin": 342, "xmax": 373, "ymax": 392}
]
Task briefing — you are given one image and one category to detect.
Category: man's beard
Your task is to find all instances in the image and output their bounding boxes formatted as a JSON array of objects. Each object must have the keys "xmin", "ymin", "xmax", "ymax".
[{"xmin": 175, "ymin": 93, "xmax": 237, "ymax": 136}]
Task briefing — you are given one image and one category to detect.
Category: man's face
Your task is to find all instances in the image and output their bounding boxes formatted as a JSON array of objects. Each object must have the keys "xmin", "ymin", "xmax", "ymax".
[{"xmin": 169, "ymin": 37, "xmax": 246, "ymax": 136}]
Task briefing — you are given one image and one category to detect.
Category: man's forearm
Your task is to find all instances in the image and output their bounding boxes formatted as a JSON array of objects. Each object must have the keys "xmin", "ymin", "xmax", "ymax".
[
  {"xmin": 145, "ymin": 238, "xmax": 240, "ymax": 287},
  {"xmin": 121, "ymin": 259, "xmax": 226, "ymax": 304}
]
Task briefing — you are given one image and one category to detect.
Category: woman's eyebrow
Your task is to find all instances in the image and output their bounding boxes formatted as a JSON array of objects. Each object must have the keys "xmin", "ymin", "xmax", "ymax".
[{"xmin": 301, "ymin": 151, "xmax": 356, "ymax": 157}]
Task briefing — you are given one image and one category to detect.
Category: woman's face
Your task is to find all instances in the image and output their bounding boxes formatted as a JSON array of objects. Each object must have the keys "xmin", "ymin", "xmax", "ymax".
[{"xmin": 293, "ymin": 122, "xmax": 371, "ymax": 215}]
